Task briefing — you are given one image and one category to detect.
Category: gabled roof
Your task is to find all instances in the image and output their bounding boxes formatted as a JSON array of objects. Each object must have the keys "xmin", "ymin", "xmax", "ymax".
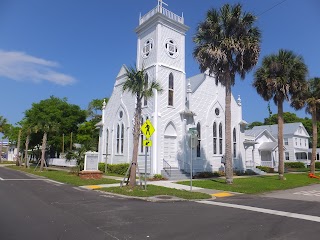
[
  {"xmin": 187, "ymin": 73, "xmax": 206, "ymax": 92},
  {"xmin": 245, "ymin": 128, "xmax": 277, "ymax": 142},
  {"xmin": 250, "ymin": 122, "xmax": 309, "ymax": 137},
  {"xmin": 116, "ymin": 64, "xmax": 128, "ymax": 79},
  {"xmin": 259, "ymin": 142, "xmax": 278, "ymax": 151}
]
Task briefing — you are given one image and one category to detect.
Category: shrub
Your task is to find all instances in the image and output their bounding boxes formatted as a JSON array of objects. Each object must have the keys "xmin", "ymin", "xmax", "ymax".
[
  {"xmin": 256, "ymin": 166, "xmax": 274, "ymax": 173},
  {"xmin": 98, "ymin": 163, "xmax": 106, "ymax": 173},
  {"xmin": 194, "ymin": 171, "xmax": 216, "ymax": 178},
  {"xmin": 107, "ymin": 163, "xmax": 130, "ymax": 175},
  {"xmin": 284, "ymin": 162, "xmax": 305, "ymax": 169},
  {"xmin": 315, "ymin": 162, "xmax": 320, "ymax": 169},
  {"xmin": 148, "ymin": 174, "xmax": 167, "ymax": 181}
]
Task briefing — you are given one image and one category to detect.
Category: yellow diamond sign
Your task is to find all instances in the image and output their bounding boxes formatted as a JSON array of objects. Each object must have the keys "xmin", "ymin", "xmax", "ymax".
[
  {"xmin": 141, "ymin": 119, "xmax": 155, "ymax": 139},
  {"xmin": 143, "ymin": 139, "xmax": 152, "ymax": 147}
]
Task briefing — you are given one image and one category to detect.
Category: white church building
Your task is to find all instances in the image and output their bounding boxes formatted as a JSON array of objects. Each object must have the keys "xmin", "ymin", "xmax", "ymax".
[{"xmin": 97, "ymin": 2, "xmax": 248, "ymax": 176}]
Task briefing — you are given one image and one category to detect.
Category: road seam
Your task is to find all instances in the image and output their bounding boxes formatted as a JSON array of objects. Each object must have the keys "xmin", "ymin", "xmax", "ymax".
[{"xmin": 197, "ymin": 200, "xmax": 320, "ymax": 223}]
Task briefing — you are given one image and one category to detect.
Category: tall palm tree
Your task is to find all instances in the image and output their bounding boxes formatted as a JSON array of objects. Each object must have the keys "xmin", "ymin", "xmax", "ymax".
[
  {"xmin": 253, "ymin": 49, "xmax": 308, "ymax": 180},
  {"xmin": 193, "ymin": 3, "xmax": 261, "ymax": 184},
  {"xmin": 294, "ymin": 78, "xmax": 320, "ymax": 174},
  {"xmin": 122, "ymin": 66, "xmax": 162, "ymax": 187}
]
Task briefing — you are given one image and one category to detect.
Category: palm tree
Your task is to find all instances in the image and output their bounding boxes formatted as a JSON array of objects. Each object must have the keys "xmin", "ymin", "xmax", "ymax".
[
  {"xmin": 294, "ymin": 78, "xmax": 320, "ymax": 174},
  {"xmin": 253, "ymin": 49, "xmax": 308, "ymax": 180},
  {"xmin": 193, "ymin": 3, "xmax": 261, "ymax": 184},
  {"xmin": 122, "ymin": 66, "xmax": 162, "ymax": 187}
]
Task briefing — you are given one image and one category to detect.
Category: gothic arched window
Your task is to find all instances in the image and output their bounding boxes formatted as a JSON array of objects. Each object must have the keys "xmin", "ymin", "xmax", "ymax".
[
  {"xmin": 121, "ymin": 124, "xmax": 124, "ymax": 154},
  {"xmin": 219, "ymin": 123, "xmax": 223, "ymax": 154},
  {"xmin": 233, "ymin": 128, "xmax": 236, "ymax": 158},
  {"xmin": 144, "ymin": 74, "xmax": 148, "ymax": 106},
  {"xmin": 213, "ymin": 122, "xmax": 217, "ymax": 155},
  {"xmin": 168, "ymin": 73, "xmax": 174, "ymax": 106},
  {"xmin": 116, "ymin": 124, "xmax": 120, "ymax": 154},
  {"xmin": 197, "ymin": 122, "xmax": 201, "ymax": 157}
]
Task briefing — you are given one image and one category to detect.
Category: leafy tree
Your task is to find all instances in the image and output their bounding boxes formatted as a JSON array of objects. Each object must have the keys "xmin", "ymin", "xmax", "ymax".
[
  {"xmin": 264, "ymin": 112, "xmax": 301, "ymax": 125},
  {"xmin": 87, "ymin": 98, "xmax": 109, "ymax": 124},
  {"xmin": 122, "ymin": 66, "xmax": 162, "ymax": 187},
  {"xmin": 253, "ymin": 49, "xmax": 308, "ymax": 180},
  {"xmin": 193, "ymin": 3, "xmax": 261, "ymax": 184},
  {"xmin": 0, "ymin": 116, "xmax": 8, "ymax": 162},
  {"xmin": 23, "ymin": 96, "xmax": 87, "ymax": 171},
  {"xmin": 247, "ymin": 121, "xmax": 263, "ymax": 129}
]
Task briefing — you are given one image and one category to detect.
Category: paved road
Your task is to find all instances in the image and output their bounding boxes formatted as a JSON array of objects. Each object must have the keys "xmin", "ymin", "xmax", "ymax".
[{"xmin": 1, "ymin": 167, "xmax": 320, "ymax": 240}]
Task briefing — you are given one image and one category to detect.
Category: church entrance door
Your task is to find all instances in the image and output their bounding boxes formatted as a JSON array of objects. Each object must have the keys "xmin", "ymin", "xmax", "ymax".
[{"xmin": 163, "ymin": 136, "xmax": 178, "ymax": 168}]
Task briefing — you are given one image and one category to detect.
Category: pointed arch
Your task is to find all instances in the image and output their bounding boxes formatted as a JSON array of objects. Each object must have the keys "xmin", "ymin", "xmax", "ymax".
[
  {"xmin": 164, "ymin": 121, "xmax": 177, "ymax": 137},
  {"xmin": 213, "ymin": 122, "xmax": 217, "ymax": 155},
  {"xmin": 197, "ymin": 122, "xmax": 201, "ymax": 157},
  {"xmin": 233, "ymin": 127, "xmax": 236, "ymax": 158},
  {"xmin": 219, "ymin": 122, "xmax": 223, "ymax": 154},
  {"xmin": 168, "ymin": 73, "xmax": 174, "ymax": 106}
]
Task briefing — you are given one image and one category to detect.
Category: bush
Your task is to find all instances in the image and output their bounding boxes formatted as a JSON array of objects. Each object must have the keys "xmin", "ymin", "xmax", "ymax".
[
  {"xmin": 194, "ymin": 171, "xmax": 216, "ymax": 178},
  {"xmin": 256, "ymin": 166, "xmax": 274, "ymax": 173},
  {"xmin": 148, "ymin": 174, "xmax": 167, "ymax": 181},
  {"xmin": 107, "ymin": 163, "xmax": 130, "ymax": 175},
  {"xmin": 284, "ymin": 162, "xmax": 305, "ymax": 169},
  {"xmin": 98, "ymin": 163, "xmax": 106, "ymax": 173},
  {"xmin": 315, "ymin": 162, "xmax": 320, "ymax": 169}
]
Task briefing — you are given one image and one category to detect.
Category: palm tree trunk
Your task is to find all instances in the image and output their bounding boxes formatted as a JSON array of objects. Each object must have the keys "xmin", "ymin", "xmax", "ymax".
[
  {"xmin": 16, "ymin": 129, "xmax": 21, "ymax": 166},
  {"xmin": 25, "ymin": 134, "xmax": 30, "ymax": 169},
  {"xmin": 277, "ymin": 100, "xmax": 286, "ymax": 180},
  {"xmin": 310, "ymin": 109, "xmax": 317, "ymax": 174},
  {"xmin": 40, "ymin": 132, "xmax": 47, "ymax": 171},
  {"xmin": 129, "ymin": 100, "xmax": 142, "ymax": 188},
  {"xmin": 0, "ymin": 141, "xmax": 3, "ymax": 163},
  {"xmin": 225, "ymin": 76, "xmax": 233, "ymax": 184}
]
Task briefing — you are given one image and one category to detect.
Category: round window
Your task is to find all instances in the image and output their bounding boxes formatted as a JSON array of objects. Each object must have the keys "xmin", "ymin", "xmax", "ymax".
[
  {"xmin": 215, "ymin": 108, "xmax": 220, "ymax": 116},
  {"xmin": 142, "ymin": 39, "xmax": 154, "ymax": 58},
  {"xmin": 165, "ymin": 38, "xmax": 178, "ymax": 58},
  {"xmin": 119, "ymin": 111, "xmax": 123, "ymax": 119}
]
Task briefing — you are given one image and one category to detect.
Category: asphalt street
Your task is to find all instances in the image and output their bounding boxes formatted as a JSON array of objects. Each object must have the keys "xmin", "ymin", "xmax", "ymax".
[{"xmin": 1, "ymin": 167, "xmax": 320, "ymax": 240}]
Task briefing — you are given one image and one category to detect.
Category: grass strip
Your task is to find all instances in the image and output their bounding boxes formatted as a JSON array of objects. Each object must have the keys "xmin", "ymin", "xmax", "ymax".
[
  {"xmin": 6, "ymin": 165, "xmax": 119, "ymax": 186},
  {"xmin": 100, "ymin": 185, "xmax": 212, "ymax": 200},
  {"xmin": 177, "ymin": 173, "xmax": 320, "ymax": 194}
]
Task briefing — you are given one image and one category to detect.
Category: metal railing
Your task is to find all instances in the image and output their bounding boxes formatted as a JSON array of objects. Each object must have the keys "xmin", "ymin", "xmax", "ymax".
[{"xmin": 163, "ymin": 159, "xmax": 171, "ymax": 177}]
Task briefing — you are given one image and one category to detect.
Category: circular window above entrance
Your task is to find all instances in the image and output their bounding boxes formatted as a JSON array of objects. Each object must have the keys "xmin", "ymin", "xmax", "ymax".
[{"xmin": 215, "ymin": 108, "xmax": 220, "ymax": 116}]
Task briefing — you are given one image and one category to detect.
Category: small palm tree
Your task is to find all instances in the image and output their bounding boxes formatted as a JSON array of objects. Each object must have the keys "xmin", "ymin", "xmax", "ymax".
[
  {"xmin": 293, "ymin": 78, "xmax": 320, "ymax": 174},
  {"xmin": 253, "ymin": 49, "xmax": 308, "ymax": 180},
  {"xmin": 122, "ymin": 66, "xmax": 162, "ymax": 187},
  {"xmin": 193, "ymin": 3, "xmax": 261, "ymax": 184}
]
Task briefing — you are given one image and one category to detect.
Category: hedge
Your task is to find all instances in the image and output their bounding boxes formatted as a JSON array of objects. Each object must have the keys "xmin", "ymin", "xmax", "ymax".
[
  {"xmin": 284, "ymin": 162, "xmax": 305, "ymax": 169},
  {"xmin": 256, "ymin": 166, "xmax": 274, "ymax": 173},
  {"xmin": 98, "ymin": 163, "xmax": 130, "ymax": 175},
  {"xmin": 315, "ymin": 162, "xmax": 320, "ymax": 169}
]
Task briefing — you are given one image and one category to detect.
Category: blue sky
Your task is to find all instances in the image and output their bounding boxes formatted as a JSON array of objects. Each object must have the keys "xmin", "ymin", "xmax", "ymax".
[{"xmin": 0, "ymin": 0, "xmax": 319, "ymax": 126}]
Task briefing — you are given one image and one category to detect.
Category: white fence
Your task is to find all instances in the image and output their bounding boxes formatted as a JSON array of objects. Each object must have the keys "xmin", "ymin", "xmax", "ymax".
[{"xmin": 48, "ymin": 158, "xmax": 77, "ymax": 167}]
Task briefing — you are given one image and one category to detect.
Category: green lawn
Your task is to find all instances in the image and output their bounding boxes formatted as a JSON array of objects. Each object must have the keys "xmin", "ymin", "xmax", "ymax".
[
  {"xmin": 100, "ymin": 185, "xmax": 211, "ymax": 200},
  {"xmin": 0, "ymin": 161, "xmax": 15, "ymax": 164},
  {"xmin": 178, "ymin": 173, "xmax": 320, "ymax": 194},
  {"xmin": 7, "ymin": 166, "xmax": 119, "ymax": 186}
]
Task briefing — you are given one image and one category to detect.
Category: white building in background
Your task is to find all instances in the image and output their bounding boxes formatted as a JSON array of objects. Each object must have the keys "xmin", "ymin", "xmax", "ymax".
[
  {"xmin": 97, "ymin": 2, "xmax": 247, "ymax": 176},
  {"xmin": 244, "ymin": 122, "xmax": 312, "ymax": 170}
]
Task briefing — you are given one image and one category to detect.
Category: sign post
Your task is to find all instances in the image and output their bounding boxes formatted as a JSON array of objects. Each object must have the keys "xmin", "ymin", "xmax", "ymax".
[
  {"xmin": 141, "ymin": 119, "xmax": 155, "ymax": 190},
  {"xmin": 188, "ymin": 128, "xmax": 198, "ymax": 192}
]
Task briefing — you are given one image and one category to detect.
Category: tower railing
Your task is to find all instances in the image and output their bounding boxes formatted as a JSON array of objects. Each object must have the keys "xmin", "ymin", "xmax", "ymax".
[{"xmin": 139, "ymin": 5, "xmax": 184, "ymax": 25}]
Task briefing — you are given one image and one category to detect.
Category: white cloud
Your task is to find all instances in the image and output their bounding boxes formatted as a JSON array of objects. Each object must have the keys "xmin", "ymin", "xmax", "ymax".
[{"xmin": 0, "ymin": 50, "xmax": 76, "ymax": 85}]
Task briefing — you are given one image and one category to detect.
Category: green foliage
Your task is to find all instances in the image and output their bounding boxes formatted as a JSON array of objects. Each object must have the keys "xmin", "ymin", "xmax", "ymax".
[
  {"xmin": 148, "ymin": 174, "xmax": 167, "ymax": 181},
  {"xmin": 315, "ymin": 162, "xmax": 320, "ymax": 169},
  {"xmin": 256, "ymin": 166, "xmax": 274, "ymax": 173},
  {"xmin": 247, "ymin": 121, "xmax": 264, "ymax": 129},
  {"xmin": 194, "ymin": 171, "xmax": 216, "ymax": 178},
  {"xmin": 284, "ymin": 162, "xmax": 305, "ymax": 169},
  {"xmin": 107, "ymin": 163, "xmax": 130, "ymax": 175},
  {"xmin": 87, "ymin": 98, "xmax": 109, "ymax": 124},
  {"xmin": 98, "ymin": 162, "xmax": 106, "ymax": 173}
]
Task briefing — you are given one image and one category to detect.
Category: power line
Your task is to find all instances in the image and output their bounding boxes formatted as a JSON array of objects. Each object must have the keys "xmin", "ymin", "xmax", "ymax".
[{"xmin": 258, "ymin": 0, "xmax": 287, "ymax": 16}]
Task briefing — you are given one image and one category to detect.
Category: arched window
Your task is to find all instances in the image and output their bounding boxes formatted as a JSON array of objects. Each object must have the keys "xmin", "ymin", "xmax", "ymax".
[
  {"xmin": 219, "ymin": 123, "xmax": 223, "ymax": 154},
  {"xmin": 213, "ymin": 122, "xmax": 217, "ymax": 155},
  {"xmin": 121, "ymin": 124, "xmax": 124, "ymax": 154},
  {"xmin": 144, "ymin": 74, "xmax": 148, "ymax": 106},
  {"xmin": 168, "ymin": 73, "xmax": 174, "ymax": 106},
  {"xmin": 116, "ymin": 124, "xmax": 120, "ymax": 154},
  {"xmin": 197, "ymin": 122, "xmax": 201, "ymax": 157},
  {"xmin": 233, "ymin": 128, "xmax": 236, "ymax": 158},
  {"xmin": 140, "ymin": 117, "xmax": 144, "ymax": 153}
]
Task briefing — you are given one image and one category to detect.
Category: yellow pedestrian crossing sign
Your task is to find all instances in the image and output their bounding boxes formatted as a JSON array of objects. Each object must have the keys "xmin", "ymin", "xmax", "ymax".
[
  {"xmin": 141, "ymin": 119, "xmax": 155, "ymax": 139},
  {"xmin": 143, "ymin": 140, "xmax": 152, "ymax": 147}
]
